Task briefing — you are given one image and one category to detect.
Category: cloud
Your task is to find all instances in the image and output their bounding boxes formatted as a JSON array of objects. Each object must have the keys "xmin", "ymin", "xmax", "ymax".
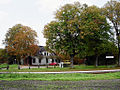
[
  {"xmin": 35, "ymin": 0, "xmax": 82, "ymax": 27},
  {"xmin": 36, "ymin": 0, "xmax": 80, "ymax": 13},
  {"xmin": 0, "ymin": 11, "xmax": 8, "ymax": 22},
  {"xmin": 35, "ymin": 0, "xmax": 107, "ymax": 20},
  {"xmin": 36, "ymin": 0, "xmax": 109, "ymax": 12},
  {"xmin": 0, "ymin": 0, "xmax": 12, "ymax": 4},
  {"xmin": 0, "ymin": 11, "xmax": 9, "ymax": 48}
]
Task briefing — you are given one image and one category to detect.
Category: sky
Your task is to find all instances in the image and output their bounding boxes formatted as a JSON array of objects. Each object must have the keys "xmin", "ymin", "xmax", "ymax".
[{"xmin": 0, "ymin": 0, "xmax": 110, "ymax": 48}]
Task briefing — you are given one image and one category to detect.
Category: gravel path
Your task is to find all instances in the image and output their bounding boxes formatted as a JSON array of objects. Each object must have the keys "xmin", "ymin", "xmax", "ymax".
[{"xmin": 0, "ymin": 79, "xmax": 120, "ymax": 90}]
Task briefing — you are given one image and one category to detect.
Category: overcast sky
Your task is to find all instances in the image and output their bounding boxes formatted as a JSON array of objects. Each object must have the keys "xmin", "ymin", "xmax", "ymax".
[{"xmin": 0, "ymin": 0, "xmax": 110, "ymax": 48}]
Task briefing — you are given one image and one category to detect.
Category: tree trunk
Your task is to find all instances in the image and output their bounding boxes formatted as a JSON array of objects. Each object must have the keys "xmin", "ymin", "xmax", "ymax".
[
  {"xmin": 95, "ymin": 55, "xmax": 99, "ymax": 67},
  {"xmin": 28, "ymin": 57, "xmax": 30, "ymax": 69},
  {"xmin": 7, "ymin": 64, "xmax": 9, "ymax": 70},
  {"xmin": 118, "ymin": 42, "xmax": 120, "ymax": 66},
  {"xmin": 16, "ymin": 56, "xmax": 21, "ymax": 70},
  {"xmin": 17, "ymin": 60, "xmax": 20, "ymax": 70},
  {"xmin": 70, "ymin": 55, "xmax": 74, "ymax": 68},
  {"xmin": 18, "ymin": 62, "xmax": 20, "ymax": 70}
]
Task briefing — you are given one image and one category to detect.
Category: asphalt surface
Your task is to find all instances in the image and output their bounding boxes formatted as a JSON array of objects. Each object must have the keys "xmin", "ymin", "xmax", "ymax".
[{"xmin": 0, "ymin": 69, "xmax": 120, "ymax": 74}]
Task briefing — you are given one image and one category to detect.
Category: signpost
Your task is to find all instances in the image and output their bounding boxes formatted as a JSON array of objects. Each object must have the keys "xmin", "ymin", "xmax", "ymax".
[
  {"xmin": 106, "ymin": 56, "xmax": 114, "ymax": 66},
  {"xmin": 106, "ymin": 56, "xmax": 114, "ymax": 58}
]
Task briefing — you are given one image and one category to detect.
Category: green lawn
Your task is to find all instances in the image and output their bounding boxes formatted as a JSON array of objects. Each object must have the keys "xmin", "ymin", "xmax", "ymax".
[
  {"xmin": 0, "ymin": 63, "xmax": 8, "ymax": 68},
  {"xmin": 0, "ymin": 72, "xmax": 120, "ymax": 81},
  {"xmin": 0, "ymin": 64, "xmax": 120, "ymax": 72},
  {"xmin": 1, "ymin": 64, "xmax": 120, "ymax": 81}
]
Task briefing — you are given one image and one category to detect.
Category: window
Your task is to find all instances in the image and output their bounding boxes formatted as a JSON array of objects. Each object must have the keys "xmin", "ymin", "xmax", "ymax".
[
  {"xmin": 33, "ymin": 58, "xmax": 36, "ymax": 63},
  {"xmin": 55, "ymin": 59, "xmax": 57, "ymax": 62}
]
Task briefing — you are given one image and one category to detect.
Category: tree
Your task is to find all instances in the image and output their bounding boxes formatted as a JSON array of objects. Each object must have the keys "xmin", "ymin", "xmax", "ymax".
[
  {"xmin": 0, "ymin": 48, "xmax": 15, "ymax": 65},
  {"xmin": 103, "ymin": 0, "xmax": 120, "ymax": 66},
  {"xmin": 44, "ymin": 2, "xmax": 88, "ymax": 68},
  {"xmin": 0, "ymin": 49, "xmax": 8, "ymax": 63},
  {"xmin": 4, "ymin": 24, "xmax": 38, "ymax": 64},
  {"xmin": 80, "ymin": 6, "xmax": 112, "ymax": 67}
]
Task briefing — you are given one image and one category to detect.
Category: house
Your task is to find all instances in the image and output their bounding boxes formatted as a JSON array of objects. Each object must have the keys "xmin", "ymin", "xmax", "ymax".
[{"xmin": 21, "ymin": 46, "xmax": 61, "ymax": 65}]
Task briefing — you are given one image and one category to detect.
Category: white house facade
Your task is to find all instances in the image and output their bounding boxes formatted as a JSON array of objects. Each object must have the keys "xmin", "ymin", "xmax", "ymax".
[{"xmin": 21, "ymin": 46, "xmax": 60, "ymax": 65}]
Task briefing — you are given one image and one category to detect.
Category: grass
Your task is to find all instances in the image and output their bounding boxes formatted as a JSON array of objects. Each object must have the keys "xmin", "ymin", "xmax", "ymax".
[
  {"xmin": 0, "ymin": 63, "xmax": 8, "ymax": 68},
  {"xmin": 0, "ymin": 72, "xmax": 120, "ymax": 81},
  {"xmin": 0, "ymin": 64, "xmax": 120, "ymax": 72},
  {"xmin": 0, "ymin": 64, "xmax": 18, "ymax": 69}
]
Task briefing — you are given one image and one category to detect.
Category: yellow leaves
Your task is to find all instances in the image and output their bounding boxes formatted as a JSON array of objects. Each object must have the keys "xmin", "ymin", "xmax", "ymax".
[
  {"xmin": 28, "ymin": 45, "xmax": 39, "ymax": 56},
  {"xmin": 5, "ymin": 24, "xmax": 38, "ymax": 57},
  {"xmin": 80, "ymin": 31, "xmax": 88, "ymax": 39}
]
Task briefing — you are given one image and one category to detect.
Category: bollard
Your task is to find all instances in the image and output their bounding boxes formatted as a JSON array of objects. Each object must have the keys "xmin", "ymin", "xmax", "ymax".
[
  {"xmin": 18, "ymin": 65, "xmax": 20, "ymax": 70},
  {"xmin": 61, "ymin": 62, "xmax": 63, "ymax": 68},
  {"xmin": 6, "ymin": 65, "xmax": 9, "ymax": 70}
]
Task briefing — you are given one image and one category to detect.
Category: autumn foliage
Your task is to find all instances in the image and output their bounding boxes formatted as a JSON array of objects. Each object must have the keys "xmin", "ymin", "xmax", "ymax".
[{"xmin": 4, "ymin": 24, "xmax": 38, "ymax": 59}]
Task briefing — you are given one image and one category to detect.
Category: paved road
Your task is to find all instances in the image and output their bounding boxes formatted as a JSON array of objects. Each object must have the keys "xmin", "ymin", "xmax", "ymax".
[{"xmin": 0, "ymin": 69, "xmax": 120, "ymax": 74}]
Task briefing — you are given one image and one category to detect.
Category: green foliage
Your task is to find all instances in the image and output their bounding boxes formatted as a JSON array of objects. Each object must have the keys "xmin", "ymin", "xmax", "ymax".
[
  {"xmin": 80, "ymin": 6, "xmax": 115, "ymax": 66},
  {"xmin": 80, "ymin": 6, "xmax": 112, "ymax": 56},
  {"xmin": 44, "ymin": 3, "xmax": 114, "ymax": 67},
  {"xmin": 44, "ymin": 2, "xmax": 88, "ymax": 68}
]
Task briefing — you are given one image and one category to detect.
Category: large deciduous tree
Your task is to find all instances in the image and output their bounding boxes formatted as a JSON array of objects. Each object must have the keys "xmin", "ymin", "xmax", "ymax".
[
  {"xmin": 4, "ymin": 24, "xmax": 39, "ymax": 63},
  {"xmin": 80, "ymin": 6, "xmax": 112, "ymax": 67},
  {"xmin": 44, "ymin": 2, "xmax": 88, "ymax": 68},
  {"xmin": 103, "ymin": 0, "xmax": 120, "ymax": 66},
  {"xmin": 44, "ymin": 2, "xmax": 114, "ymax": 68}
]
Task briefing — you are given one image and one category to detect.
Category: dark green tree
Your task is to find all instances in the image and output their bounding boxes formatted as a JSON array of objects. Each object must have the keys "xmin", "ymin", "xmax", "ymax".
[
  {"xmin": 80, "ymin": 6, "xmax": 113, "ymax": 67},
  {"xmin": 44, "ymin": 2, "xmax": 88, "ymax": 68}
]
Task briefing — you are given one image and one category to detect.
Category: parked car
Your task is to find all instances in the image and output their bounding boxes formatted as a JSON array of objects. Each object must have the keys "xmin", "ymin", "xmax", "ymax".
[{"xmin": 49, "ymin": 62, "xmax": 57, "ymax": 66}]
